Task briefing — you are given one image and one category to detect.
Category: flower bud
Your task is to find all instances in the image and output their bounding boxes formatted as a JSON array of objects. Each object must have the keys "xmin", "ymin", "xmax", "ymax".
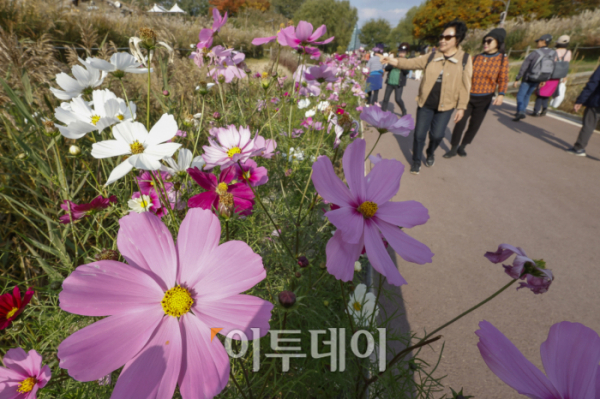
[
  {"xmin": 197, "ymin": 81, "xmax": 209, "ymax": 96},
  {"xmin": 217, "ymin": 75, "xmax": 226, "ymax": 84},
  {"xmin": 218, "ymin": 193, "xmax": 234, "ymax": 218},
  {"xmin": 69, "ymin": 145, "xmax": 81, "ymax": 156},
  {"xmin": 278, "ymin": 291, "xmax": 296, "ymax": 308},
  {"xmin": 162, "ymin": 90, "xmax": 170, "ymax": 97},
  {"xmin": 42, "ymin": 119, "xmax": 58, "ymax": 137},
  {"xmin": 213, "ymin": 112, "xmax": 222, "ymax": 120},
  {"xmin": 138, "ymin": 27, "xmax": 157, "ymax": 48},
  {"xmin": 285, "ymin": 169, "xmax": 292, "ymax": 177},
  {"xmin": 95, "ymin": 249, "xmax": 120, "ymax": 261},
  {"xmin": 341, "ymin": 103, "xmax": 347, "ymax": 108},
  {"xmin": 354, "ymin": 261, "xmax": 362, "ymax": 272},
  {"xmin": 295, "ymin": 272, "xmax": 301, "ymax": 278},
  {"xmin": 297, "ymin": 256, "xmax": 309, "ymax": 268},
  {"xmin": 323, "ymin": 300, "xmax": 329, "ymax": 307}
]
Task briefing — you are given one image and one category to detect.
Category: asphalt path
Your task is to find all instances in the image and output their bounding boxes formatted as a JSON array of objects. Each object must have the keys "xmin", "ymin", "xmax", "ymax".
[{"xmin": 366, "ymin": 79, "xmax": 600, "ymax": 398}]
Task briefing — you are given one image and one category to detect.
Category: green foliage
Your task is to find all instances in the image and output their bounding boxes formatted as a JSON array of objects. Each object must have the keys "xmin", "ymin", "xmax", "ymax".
[
  {"xmin": 550, "ymin": 0, "xmax": 600, "ymax": 16},
  {"xmin": 293, "ymin": 0, "xmax": 358, "ymax": 53},
  {"xmin": 359, "ymin": 18, "xmax": 391, "ymax": 49},
  {"xmin": 387, "ymin": 5, "xmax": 423, "ymax": 48},
  {"xmin": 272, "ymin": 0, "xmax": 306, "ymax": 19}
]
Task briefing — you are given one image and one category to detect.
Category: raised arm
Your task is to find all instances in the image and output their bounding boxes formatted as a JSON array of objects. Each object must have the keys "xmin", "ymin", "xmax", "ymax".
[{"xmin": 380, "ymin": 54, "xmax": 430, "ymax": 70}]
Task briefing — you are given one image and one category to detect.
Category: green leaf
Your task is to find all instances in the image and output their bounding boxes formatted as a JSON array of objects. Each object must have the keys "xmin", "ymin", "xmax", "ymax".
[
  {"xmin": 0, "ymin": 76, "xmax": 39, "ymax": 127},
  {"xmin": 21, "ymin": 72, "xmax": 33, "ymax": 105},
  {"xmin": 20, "ymin": 240, "xmax": 63, "ymax": 281}
]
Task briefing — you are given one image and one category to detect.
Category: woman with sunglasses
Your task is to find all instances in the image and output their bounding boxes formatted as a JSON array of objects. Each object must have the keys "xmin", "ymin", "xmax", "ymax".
[
  {"xmin": 380, "ymin": 20, "xmax": 472, "ymax": 175},
  {"xmin": 444, "ymin": 28, "xmax": 508, "ymax": 158}
]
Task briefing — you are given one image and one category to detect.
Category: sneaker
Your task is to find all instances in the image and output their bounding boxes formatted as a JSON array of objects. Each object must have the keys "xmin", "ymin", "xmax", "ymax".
[
  {"xmin": 540, "ymin": 108, "xmax": 548, "ymax": 116},
  {"xmin": 425, "ymin": 154, "xmax": 435, "ymax": 167},
  {"xmin": 457, "ymin": 145, "xmax": 467, "ymax": 157},
  {"xmin": 512, "ymin": 113, "xmax": 525, "ymax": 122},
  {"xmin": 566, "ymin": 147, "xmax": 586, "ymax": 157},
  {"xmin": 443, "ymin": 146, "xmax": 458, "ymax": 158},
  {"xmin": 531, "ymin": 112, "xmax": 540, "ymax": 117},
  {"xmin": 410, "ymin": 162, "xmax": 421, "ymax": 174}
]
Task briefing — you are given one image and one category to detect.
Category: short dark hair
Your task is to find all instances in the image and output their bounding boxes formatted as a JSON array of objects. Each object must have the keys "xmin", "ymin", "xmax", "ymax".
[
  {"xmin": 556, "ymin": 42, "xmax": 568, "ymax": 48},
  {"xmin": 442, "ymin": 19, "xmax": 467, "ymax": 44}
]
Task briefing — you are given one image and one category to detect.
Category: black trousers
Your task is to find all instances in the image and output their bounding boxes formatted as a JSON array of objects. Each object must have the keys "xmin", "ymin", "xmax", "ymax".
[
  {"xmin": 450, "ymin": 93, "xmax": 494, "ymax": 147},
  {"xmin": 367, "ymin": 90, "xmax": 380, "ymax": 105},
  {"xmin": 574, "ymin": 106, "xmax": 600, "ymax": 150},
  {"xmin": 533, "ymin": 96, "xmax": 549, "ymax": 114},
  {"xmin": 381, "ymin": 84, "xmax": 407, "ymax": 115}
]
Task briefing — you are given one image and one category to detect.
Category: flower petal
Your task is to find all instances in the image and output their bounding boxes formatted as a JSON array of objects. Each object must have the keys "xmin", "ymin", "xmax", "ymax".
[
  {"xmin": 343, "ymin": 138, "xmax": 366, "ymax": 202},
  {"xmin": 91, "ymin": 140, "xmax": 131, "ymax": 159},
  {"xmin": 193, "ymin": 294, "xmax": 273, "ymax": 338},
  {"xmin": 375, "ymin": 200, "xmax": 429, "ymax": 228},
  {"xmin": 111, "ymin": 316, "xmax": 182, "ymax": 399},
  {"xmin": 58, "ymin": 121, "xmax": 97, "ymax": 139},
  {"xmin": 178, "ymin": 314, "xmax": 230, "ymax": 399},
  {"xmin": 117, "ymin": 212, "xmax": 178, "ymax": 291},
  {"xmin": 188, "ymin": 191, "xmax": 219, "ymax": 210},
  {"xmin": 177, "ymin": 208, "xmax": 221, "ymax": 287},
  {"xmin": 295, "ymin": 21, "xmax": 314, "ymax": 42},
  {"xmin": 374, "ymin": 218, "xmax": 433, "ymax": 265},
  {"xmin": 484, "ymin": 244, "xmax": 527, "ymax": 264},
  {"xmin": 326, "ymin": 230, "xmax": 363, "ymax": 282},
  {"xmin": 475, "ymin": 320, "xmax": 562, "ymax": 398},
  {"xmin": 127, "ymin": 153, "xmax": 162, "ymax": 171},
  {"xmin": 190, "ymin": 241, "xmax": 265, "ymax": 302},
  {"xmin": 366, "ymin": 159, "xmax": 403, "ymax": 204},
  {"xmin": 188, "ymin": 167, "xmax": 217, "ymax": 190},
  {"xmin": 105, "ymin": 160, "xmax": 134, "ymax": 186},
  {"xmin": 146, "ymin": 114, "xmax": 178, "ymax": 146},
  {"xmin": 325, "ymin": 207, "xmax": 364, "ymax": 244},
  {"xmin": 59, "ymin": 260, "xmax": 163, "ymax": 317},
  {"xmin": 540, "ymin": 321, "xmax": 600, "ymax": 399},
  {"xmin": 363, "ymin": 221, "xmax": 408, "ymax": 286},
  {"xmin": 144, "ymin": 142, "xmax": 182, "ymax": 159},
  {"xmin": 311, "ymin": 156, "xmax": 354, "ymax": 207},
  {"xmin": 57, "ymin": 306, "xmax": 163, "ymax": 381},
  {"xmin": 2, "ymin": 348, "xmax": 40, "ymax": 379}
]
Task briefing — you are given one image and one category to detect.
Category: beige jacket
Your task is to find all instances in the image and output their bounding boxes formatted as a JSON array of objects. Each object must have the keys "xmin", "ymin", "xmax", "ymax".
[{"xmin": 387, "ymin": 47, "xmax": 473, "ymax": 111}]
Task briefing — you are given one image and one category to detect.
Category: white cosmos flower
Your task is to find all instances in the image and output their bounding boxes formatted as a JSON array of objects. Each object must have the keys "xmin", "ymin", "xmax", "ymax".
[
  {"xmin": 161, "ymin": 148, "xmax": 205, "ymax": 175},
  {"xmin": 195, "ymin": 83, "xmax": 216, "ymax": 91},
  {"xmin": 91, "ymin": 114, "xmax": 181, "ymax": 186},
  {"xmin": 88, "ymin": 52, "xmax": 149, "ymax": 75},
  {"xmin": 55, "ymin": 89, "xmax": 127, "ymax": 139},
  {"xmin": 354, "ymin": 261, "xmax": 362, "ymax": 272},
  {"xmin": 297, "ymin": 98, "xmax": 311, "ymax": 109},
  {"xmin": 305, "ymin": 108, "xmax": 316, "ymax": 118},
  {"xmin": 347, "ymin": 284, "xmax": 379, "ymax": 327},
  {"xmin": 50, "ymin": 57, "xmax": 107, "ymax": 100},
  {"xmin": 317, "ymin": 101, "xmax": 330, "ymax": 111},
  {"xmin": 128, "ymin": 194, "xmax": 152, "ymax": 213}
]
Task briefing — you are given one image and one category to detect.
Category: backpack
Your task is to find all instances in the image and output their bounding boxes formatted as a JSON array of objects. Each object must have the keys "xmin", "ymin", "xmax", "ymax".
[
  {"xmin": 550, "ymin": 51, "xmax": 570, "ymax": 80},
  {"xmin": 528, "ymin": 49, "xmax": 557, "ymax": 83}
]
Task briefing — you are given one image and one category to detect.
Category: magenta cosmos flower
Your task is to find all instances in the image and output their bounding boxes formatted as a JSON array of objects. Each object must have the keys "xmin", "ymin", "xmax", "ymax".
[
  {"xmin": 360, "ymin": 106, "xmax": 414, "ymax": 136},
  {"xmin": 476, "ymin": 320, "xmax": 600, "ymax": 398},
  {"xmin": 235, "ymin": 159, "xmax": 268, "ymax": 187},
  {"xmin": 188, "ymin": 166, "xmax": 254, "ymax": 217},
  {"xmin": 280, "ymin": 21, "xmax": 334, "ymax": 50},
  {"xmin": 0, "ymin": 286, "xmax": 34, "ymax": 330},
  {"xmin": 0, "ymin": 348, "xmax": 51, "ymax": 398},
  {"xmin": 59, "ymin": 195, "xmax": 117, "ymax": 224},
  {"xmin": 202, "ymin": 125, "xmax": 264, "ymax": 169},
  {"xmin": 311, "ymin": 139, "xmax": 433, "ymax": 286},
  {"xmin": 58, "ymin": 209, "xmax": 273, "ymax": 398},
  {"xmin": 485, "ymin": 244, "xmax": 554, "ymax": 294}
]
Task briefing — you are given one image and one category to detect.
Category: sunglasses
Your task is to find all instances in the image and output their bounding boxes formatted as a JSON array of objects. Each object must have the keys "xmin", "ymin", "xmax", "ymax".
[
  {"xmin": 483, "ymin": 38, "xmax": 494, "ymax": 45},
  {"xmin": 439, "ymin": 35, "xmax": 456, "ymax": 41}
]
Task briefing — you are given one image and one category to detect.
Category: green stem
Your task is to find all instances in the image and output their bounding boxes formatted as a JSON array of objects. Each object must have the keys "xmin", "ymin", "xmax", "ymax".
[
  {"xmin": 193, "ymin": 98, "xmax": 205, "ymax": 155},
  {"xmin": 119, "ymin": 78, "xmax": 134, "ymax": 120},
  {"xmin": 147, "ymin": 58, "xmax": 151, "ymax": 130},
  {"xmin": 218, "ymin": 82, "xmax": 228, "ymax": 123},
  {"xmin": 365, "ymin": 133, "xmax": 383, "ymax": 161},
  {"xmin": 369, "ymin": 274, "xmax": 383, "ymax": 328}
]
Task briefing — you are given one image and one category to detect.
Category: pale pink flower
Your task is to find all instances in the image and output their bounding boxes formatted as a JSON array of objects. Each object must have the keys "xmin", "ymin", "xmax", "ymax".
[
  {"xmin": 254, "ymin": 135, "xmax": 277, "ymax": 159},
  {"xmin": 58, "ymin": 209, "xmax": 272, "ymax": 398},
  {"xmin": 0, "ymin": 348, "xmax": 51, "ymax": 398},
  {"xmin": 202, "ymin": 125, "xmax": 264, "ymax": 169}
]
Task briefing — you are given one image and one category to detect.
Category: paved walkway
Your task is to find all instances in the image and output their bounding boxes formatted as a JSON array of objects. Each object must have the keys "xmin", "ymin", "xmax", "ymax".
[{"xmin": 366, "ymin": 80, "xmax": 600, "ymax": 398}]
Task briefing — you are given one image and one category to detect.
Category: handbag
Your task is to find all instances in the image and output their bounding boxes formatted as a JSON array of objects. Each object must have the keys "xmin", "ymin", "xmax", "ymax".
[{"xmin": 550, "ymin": 51, "xmax": 570, "ymax": 80}]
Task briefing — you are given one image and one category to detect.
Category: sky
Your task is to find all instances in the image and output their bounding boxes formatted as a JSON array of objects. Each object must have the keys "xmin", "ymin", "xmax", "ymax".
[{"xmin": 350, "ymin": 0, "xmax": 424, "ymax": 28}]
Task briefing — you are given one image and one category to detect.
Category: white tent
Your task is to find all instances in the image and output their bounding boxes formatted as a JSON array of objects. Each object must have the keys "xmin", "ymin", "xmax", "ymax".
[
  {"xmin": 147, "ymin": 4, "xmax": 168, "ymax": 12},
  {"xmin": 169, "ymin": 3, "xmax": 186, "ymax": 13}
]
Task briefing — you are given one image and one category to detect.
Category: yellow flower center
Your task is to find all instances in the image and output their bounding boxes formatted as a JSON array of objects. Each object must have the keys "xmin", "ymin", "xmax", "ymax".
[
  {"xmin": 140, "ymin": 200, "xmax": 148, "ymax": 209},
  {"xmin": 353, "ymin": 301, "xmax": 362, "ymax": 311},
  {"xmin": 17, "ymin": 377, "xmax": 36, "ymax": 393},
  {"xmin": 216, "ymin": 182, "xmax": 228, "ymax": 195},
  {"xmin": 227, "ymin": 147, "xmax": 241, "ymax": 158},
  {"xmin": 357, "ymin": 201, "xmax": 378, "ymax": 218},
  {"xmin": 161, "ymin": 286, "xmax": 193, "ymax": 317},
  {"xmin": 90, "ymin": 115, "xmax": 101, "ymax": 125},
  {"xmin": 6, "ymin": 307, "xmax": 18, "ymax": 319},
  {"xmin": 130, "ymin": 141, "xmax": 144, "ymax": 154},
  {"xmin": 117, "ymin": 114, "xmax": 124, "ymax": 121},
  {"xmin": 223, "ymin": 61, "xmax": 228, "ymax": 68}
]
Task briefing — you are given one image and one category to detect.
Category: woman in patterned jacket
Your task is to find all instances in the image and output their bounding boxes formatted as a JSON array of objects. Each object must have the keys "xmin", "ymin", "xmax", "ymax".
[{"xmin": 444, "ymin": 28, "xmax": 509, "ymax": 158}]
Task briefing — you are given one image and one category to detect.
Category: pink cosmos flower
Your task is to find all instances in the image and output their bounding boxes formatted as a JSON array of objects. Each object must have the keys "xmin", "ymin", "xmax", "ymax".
[
  {"xmin": 328, "ymin": 92, "xmax": 339, "ymax": 102},
  {"xmin": 251, "ymin": 26, "xmax": 295, "ymax": 47},
  {"xmin": 291, "ymin": 129, "xmax": 303, "ymax": 138},
  {"xmin": 476, "ymin": 320, "xmax": 600, "ymax": 398},
  {"xmin": 188, "ymin": 166, "xmax": 254, "ymax": 216},
  {"xmin": 235, "ymin": 159, "xmax": 268, "ymax": 187},
  {"xmin": 280, "ymin": 21, "xmax": 334, "ymax": 49},
  {"xmin": 136, "ymin": 170, "xmax": 173, "ymax": 195},
  {"xmin": 59, "ymin": 195, "xmax": 117, "ymax": 224},
  {"xmin": 130, "ymin": 190, "xmax": 168, "ymax": 218},
  {"xmin": 212, "ymin": 8, "xmax": 227, "ymax": 31},
  {"xmin": 311, "ymin": 138, "xmax": 433, "ymax": 286},
  {"xmin": 209, "ymin": 49, "xmax": 247, "ymax": 83},
  {"xmin": 360, "ymin": 106, "xmax": 414, "ymax": 136},
  {"xmin": 305, "ymin": 46, "xmax": 322, "ymax": 60},
  {"xmin": 0, "ymin": 348, "xmax": 51, "ymax": 398},
  {"xmin": 305, "ymin": 64, "xmax": 338, "ymax": 83},
  {"xmin": 0, "ymin": 287, "xmax": 34, "ymax": 330},
  {"xmin": 202, "ymin": 125, "xmax": 264, "ymax": 169},
  {"xmin": 176, "ymin": 130, "xmax": 187, "ymax": 137},
  {"xmin": 485, "ymin": 244, "xmax": 554, "ymax": 294},
  {"xmin": 254, "ymin": 135, "xmax": 277, "ymax": 159},
  {"xmin": 58, "ymin": 210, "xmax": 272, "ymax": 398}
]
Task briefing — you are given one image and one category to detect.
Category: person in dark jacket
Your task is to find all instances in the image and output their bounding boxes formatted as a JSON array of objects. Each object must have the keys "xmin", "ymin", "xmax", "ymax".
[
  {"xmin": 565, "ymin": 65, "xmax": 600, "ymax": 156},
  {"xmin": 512, "ymin": 34, "xmax": 557, "ymax": 121},
  {"xmin": 381, "ymin": 43, "xmax": 410, "ymax": 115}
]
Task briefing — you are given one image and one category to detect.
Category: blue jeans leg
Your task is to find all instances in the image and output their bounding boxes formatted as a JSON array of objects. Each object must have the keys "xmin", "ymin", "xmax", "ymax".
[
  {"xmin": 412, "ymin": 107, "xmax": 454, "ymax": 163},
  {"xmin": 426, "ymin": 109, "xmax": 454, "ymax": 157},
  {"xmin": 516, "ymin": 81, "xmax": 539, "ymax": 114}
]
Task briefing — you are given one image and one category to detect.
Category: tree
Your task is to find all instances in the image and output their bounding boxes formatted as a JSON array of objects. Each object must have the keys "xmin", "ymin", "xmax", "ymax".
[
  {"xmin": 209, "ymin": 0, "xmax": 247, "ymax": 15},
  {"xmin": 293, "ymin": 0, "xmax": 358, "ymax": 53},
  {"xmin": 272, "ymin": 0, "xmax": 306, "ymax": 19},
  {"xmin": 244, "ymin": 0, "xmax": 270, "ymax": 11},
  {"xmin": 359, "ymin": 19, "xmax": 391, "ymax": 49},
  {"xmin": 387, "ymin": 5, "xmax": 422, "ymax": 48},
  {"xmin": 550, "ymin": 0, "xmax": 599, "ymax": 16}
]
